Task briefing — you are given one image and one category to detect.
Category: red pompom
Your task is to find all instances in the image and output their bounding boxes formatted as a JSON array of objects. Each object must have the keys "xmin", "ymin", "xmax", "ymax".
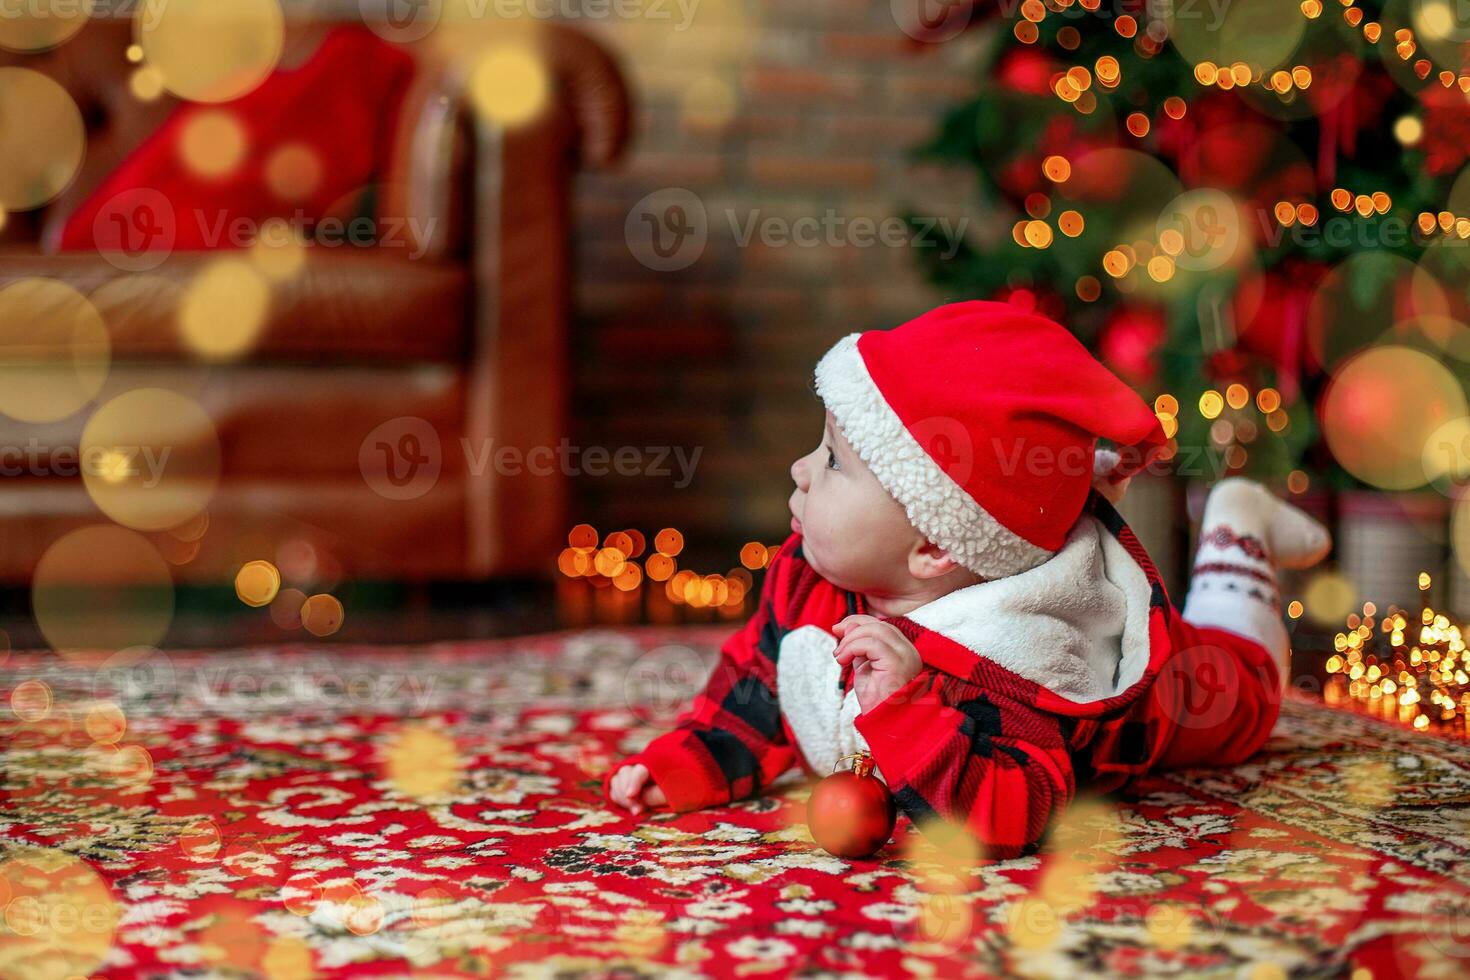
[{"xmin": 806, "ymin": 753, "xmax": 897, "ymax": 859}]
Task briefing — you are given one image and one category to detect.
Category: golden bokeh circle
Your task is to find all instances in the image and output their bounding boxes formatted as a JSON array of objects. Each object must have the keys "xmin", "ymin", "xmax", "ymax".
[
  {"xmin": 681, "ymin": 73, "xmax": 737, "ymax": 131},
  {"xmin": 262, "ymin": 935, "xmax": 314, "ymax": 979},
  {"xmin": 178, "ymin": 256, "xmax": 272, "ymax": 361},
  {"xmin": 1450, "ymin": 493, "xmax": 1470, "ymax": 582},
  {"xmin": 1321, "ymin": 346, "xmax": 1468, "ymax": 491},
  {"xmin": 383, "ymin": 724, "xmax": 462, "ymax": 799},
  {"xmin": 0, "ymin": 279, "xmax": 110, "ymax": 423},
  {"xmin": 654, "ymin": 528, "xmax": 684, "ymax": 556},
  {"xmin": 0, "ymin": 68, "xmax": 85, "ymax": 210},
  {"xmin": 282, "ymin": 875, "xmax": 323, "ymax": 916},
  {"xmin": 468, "ymin": 44, "xmax": 550, "ymax": 128},
  {"xmin": 301, "ymin": 594, "xmax": 344, "ymax": 637},
  {"xmin": 250, "ymin": 218, "xmax": 308, "ymax": 282},
  {"xmin": 1167, "ymin": 0, "xmax": 1304, "ymax": 74},
  {"xmin": 1156, "ymin": 189, "xmax": 1249, "ymax": 274},
  {"xmin": 0, "ymin": 848, "xmax": 118, "ymax": 977},
  {"xmin": 1422, "ymin": 416, "xmax": 1470, "ymax": 490},
  {"xmin": 179, "ymin": 111, "xmax": 248, "ymax": 179},
  {"xmin": 10, "ymin": 679, "xmax": 52, "ymax": 722},
  {"xmin": 264, "ymin": 143, "xmax": 323, "ymax": 202},
  {"xmin": 135, "ymin": 0, "xmax": 284, "ymax": 103},
  {"xmin": 130, "ymin": 65, "xmax": 166, "ymax": 102},
  {"xmin": 1407, "ymin": 0, "xmax": 1470, "ymax": 70},
  {"xmin": 1445, "ymin": 162, "xmax": 1470, "ymax": 235},
  {"xmin": 179, "ymin": 819, "xmax": 222, "ymax": 860},
  {"xmin": 84, "ymin": 701, "xmax": 127, "ymax": 745},
  {"xmin": 32, "ymin": 525, "xmax": 175, "ymax": 659},
  {"xmin": 1308, "ymin": 252, "xmax": 1448, "ymax": 371},
  {"xmin": 81, "ymin": 388, "xmax": 222, "ymax": 531},
  {"xmin": 0, "ymin": 0, "xmax": 95, "ymax": 53},
  {"xmin": 235, "ymin": 561, "xmax": 282, "ymax": 608}
]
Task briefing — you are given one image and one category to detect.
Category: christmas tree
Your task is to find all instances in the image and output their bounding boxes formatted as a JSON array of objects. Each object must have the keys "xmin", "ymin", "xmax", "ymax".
[{"xmin": 913, "ymin": 0, "xmax": 1470, "ymax": 494}]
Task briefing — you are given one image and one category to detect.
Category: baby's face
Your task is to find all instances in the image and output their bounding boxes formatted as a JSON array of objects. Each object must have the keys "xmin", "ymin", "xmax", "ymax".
[{"xmin": 788, "ymin": 411, "xmax": 922, "ymax": 594}]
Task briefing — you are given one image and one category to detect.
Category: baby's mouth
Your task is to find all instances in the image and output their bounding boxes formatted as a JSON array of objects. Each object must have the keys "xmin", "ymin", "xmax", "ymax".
[{"xmin": 790, "ymin": 513, "xmax": 803, "ymax": 534}]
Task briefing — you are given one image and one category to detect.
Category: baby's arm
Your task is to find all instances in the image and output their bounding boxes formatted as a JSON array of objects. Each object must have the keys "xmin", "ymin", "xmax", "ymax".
[
  {"xmin": 855, "ymin": 669, "xmax": 1075, "ymax": 858},
  {"xmin": 603, "ymin": 539, "xmax": 801, "ymax": 813}
]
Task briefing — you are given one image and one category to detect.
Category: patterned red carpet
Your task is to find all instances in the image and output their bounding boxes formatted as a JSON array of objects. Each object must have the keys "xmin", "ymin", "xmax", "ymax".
[{"xmin": 2, "ymin": 627, "xmax": 1469, "ymax": 978}]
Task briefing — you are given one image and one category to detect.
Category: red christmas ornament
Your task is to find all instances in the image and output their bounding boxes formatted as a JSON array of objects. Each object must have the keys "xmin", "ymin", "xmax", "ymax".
[{"xmin": 807, "ymin": 752, "xmax": 897, "ymax": 859}]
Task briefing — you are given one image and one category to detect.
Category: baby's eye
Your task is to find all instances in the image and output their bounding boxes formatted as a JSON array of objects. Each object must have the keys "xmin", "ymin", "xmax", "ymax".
[{"xmin": 826, "ymin": 447, "xmax": 839, "ymax": 470}]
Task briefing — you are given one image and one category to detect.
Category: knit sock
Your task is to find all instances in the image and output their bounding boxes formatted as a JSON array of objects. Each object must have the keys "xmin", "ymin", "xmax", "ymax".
[{"xmin": 1182, "ymin": 478, "xmax": 1332, "ymax": 668}]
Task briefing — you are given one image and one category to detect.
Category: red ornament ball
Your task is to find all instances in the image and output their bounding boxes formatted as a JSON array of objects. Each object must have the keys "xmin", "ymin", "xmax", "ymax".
[{"xmin": 807, "ymin": 753, "xmax": 897, "ymax": 859}]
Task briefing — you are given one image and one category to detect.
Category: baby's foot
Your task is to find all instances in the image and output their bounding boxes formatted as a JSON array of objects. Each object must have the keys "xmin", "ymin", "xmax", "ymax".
[{"xmin": 1200, "ymin": 477, "xmax": 1331, "ymax": 570}]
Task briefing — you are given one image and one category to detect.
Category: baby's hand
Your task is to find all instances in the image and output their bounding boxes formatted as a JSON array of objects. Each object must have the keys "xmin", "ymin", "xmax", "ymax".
[
  {"xmin": 607, "ymin": 763, "xmax": 667, "ymax": 816},
  {"xmin": 833, "ymin": 615, "xmax": 923, "ymax": 713}
]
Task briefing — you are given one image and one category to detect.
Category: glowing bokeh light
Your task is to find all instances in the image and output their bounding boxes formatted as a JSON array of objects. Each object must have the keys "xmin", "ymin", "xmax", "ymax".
[
  {"xmin": 1320, "ymin": 345, "xmax": 1467, "ymax": 490},
  {"xmin": 81, "ymin": 388, "xmax": 222, "ymax": 531},
  {"xmin": 179, "ymin": 111, "xmax": 248, "ymax": 179},
  {"xmin": 179, "ymin": 257, "xmax": 271, "ymax": 361},
  {"xmin": 0, "ymin": 0, "xmax": 94, "ymax": 52},
  {"xmin": 383, "ymin": 725, "xmax": 462, "ymax": 799},
  {"xmin": 236, "ymin": 561, "xmax": 283, "ymax": 608},
  {"xmin": 300, "ymin": 594, "xmax": 344, "ymax": 637},
  {"xmin": 135, "ymin": 0, "xmax": 285, "ymax": 103},
  {"xmin": 32, "ymin": 525, "xmax": 175, "ymax": 660},
  {"xmin": 0, "ymin": 68, "xmax": 85, "ymax": 210},
  {"xmin": 0, "ymin": 279, "xmax": 110, "ymax": 423},
  {"xmin": 1303, "ymin": 571, "xmax": 1358, "ymax": 626},
  {"xmin": 469, "ymin": 44, "xmax": 550, "ymax": 127},
  {"xmin": 0, "ymin": 848, "xmax": 119, "ymax": 977}
]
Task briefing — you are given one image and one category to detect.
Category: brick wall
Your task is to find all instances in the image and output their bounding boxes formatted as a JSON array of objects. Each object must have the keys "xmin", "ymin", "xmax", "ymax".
[{"xmin": 568, "ymin": 2, "xmax": 991, "ymax": 555}]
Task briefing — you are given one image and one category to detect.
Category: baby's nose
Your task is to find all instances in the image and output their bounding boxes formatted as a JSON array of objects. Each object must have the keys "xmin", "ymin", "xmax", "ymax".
[{"xmin": 790, "ymin": 456, "xmax": 809, "ymax": 490}]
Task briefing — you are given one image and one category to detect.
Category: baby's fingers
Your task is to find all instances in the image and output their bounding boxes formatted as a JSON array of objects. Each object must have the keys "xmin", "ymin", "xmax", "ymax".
[
  {"xmin": 610, "ymin": 764, "xmax": 649, "ymax": 812},
  {"xmin": 641, "ymin": 782, "xmax": 667, "ymax": 808},
  {"xmin": 835, "ymin": 627, "xmax": 894, "ymax": 665},
  {"xmin": 833, "ymin": 614, "xmax": 879, "ymax": 638}
]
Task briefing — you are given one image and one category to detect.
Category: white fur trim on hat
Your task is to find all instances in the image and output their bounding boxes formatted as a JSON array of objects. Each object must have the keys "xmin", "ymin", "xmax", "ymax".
[{"xmin": 814, "ymin": 333, "xmax": 1052, "ymax": 579}]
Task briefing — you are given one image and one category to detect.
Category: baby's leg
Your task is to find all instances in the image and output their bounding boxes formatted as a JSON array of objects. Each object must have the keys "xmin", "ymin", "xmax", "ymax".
[
  {"xmin": 1182, "ymin": 478, "xmax": 1331, "ymax": 673},
  {"xmin": 1149, "ymin": 479, "xmax": 1332, "ymax": 768}
]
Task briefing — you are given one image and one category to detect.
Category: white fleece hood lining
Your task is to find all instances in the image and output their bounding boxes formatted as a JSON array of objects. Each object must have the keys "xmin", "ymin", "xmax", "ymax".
[
  {"xmin": 905, "ymin": 513, "xmax": 1153, "ymax": 704},
  {"xmin": 813, "ymin": 332, "xmax": 1053, "ymax": 580}
]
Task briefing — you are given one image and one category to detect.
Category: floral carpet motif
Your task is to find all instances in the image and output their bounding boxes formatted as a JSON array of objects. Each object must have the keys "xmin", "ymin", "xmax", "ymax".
[{"xmin": 1, "ymin": 627, "xmax": 1468, "ymax": 978}]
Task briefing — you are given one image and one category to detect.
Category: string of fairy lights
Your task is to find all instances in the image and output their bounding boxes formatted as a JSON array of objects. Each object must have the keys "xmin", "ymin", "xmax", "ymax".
[
  {"xmin": 1010, "ymin": 0, "xmax": 1470, "ymax": 292},
  {"xmin": 557, "ymin": 524, "xmax": 778, "ymax": 616},
  {"xmin": 1324, "ymin": 573, "xmax": 1470, "ymax": 735},
  {"xmin": 1147, "ymin": 383, "xmax": 1308, "ymax": 487}
]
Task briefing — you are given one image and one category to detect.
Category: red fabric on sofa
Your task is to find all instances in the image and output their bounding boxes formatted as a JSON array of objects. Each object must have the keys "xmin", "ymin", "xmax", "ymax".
[{"xmin": 59, "ymin": 26, "xmax": 414, "ymax": 252}]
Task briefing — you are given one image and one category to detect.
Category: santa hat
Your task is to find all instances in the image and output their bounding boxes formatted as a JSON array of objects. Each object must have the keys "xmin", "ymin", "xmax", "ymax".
[{"xmin": 814, "ymin": 301, "xmax": 1166, "ymax": 579}]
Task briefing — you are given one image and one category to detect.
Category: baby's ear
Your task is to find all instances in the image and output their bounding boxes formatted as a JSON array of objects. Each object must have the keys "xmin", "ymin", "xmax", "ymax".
[
  {"xmin": 909, "ymin": 539, "xmax": 962, "ymax": 580},
  {"xmin": 1092, "ymin": 447, "xmax": 1132, "ymax": 505}
]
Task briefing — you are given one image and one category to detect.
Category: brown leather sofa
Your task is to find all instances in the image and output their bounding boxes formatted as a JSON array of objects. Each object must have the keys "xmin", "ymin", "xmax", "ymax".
[{"xmin": 0, "ymin": 18, "xmax": 629, "ymax": 582}]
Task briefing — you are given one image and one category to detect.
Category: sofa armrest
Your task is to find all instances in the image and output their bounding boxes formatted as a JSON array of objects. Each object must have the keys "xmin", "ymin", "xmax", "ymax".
[{"xmin": 385, "ymin": 24, "xmax": 629, "ymax": 575}]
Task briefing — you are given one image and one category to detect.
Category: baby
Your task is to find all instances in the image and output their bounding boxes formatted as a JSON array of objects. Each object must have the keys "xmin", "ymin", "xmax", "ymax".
[{"xmin": 604, "ymin": 301, "xmax": 1330, "ymax": 857}]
